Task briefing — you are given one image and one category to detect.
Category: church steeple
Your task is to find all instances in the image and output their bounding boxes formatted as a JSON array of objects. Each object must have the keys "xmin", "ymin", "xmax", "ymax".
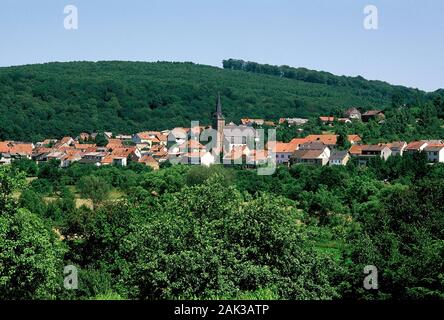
[
  {"xmin": 214, "ymin": 92, "xmax": 224, "ymax": 119},
  {"xmin": 212, "ymin": 93, "xmax": 225, "ymax": 154}
]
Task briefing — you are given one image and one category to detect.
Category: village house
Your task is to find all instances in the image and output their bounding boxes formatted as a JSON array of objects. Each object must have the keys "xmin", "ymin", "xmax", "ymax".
[
  {"xmin": 0, "ymin": 153, "xmax": 12, "ymax": 165},
  {"xmin": 329, "ymin": 150, "xmax": 350, "ymax": 166},
  {"xmin": 357, "ymin": 144, "xmax": 392, "ymax": 165},
  {"xmin": 222, "ymin": 145, "xmax": 251, "ymax": 165},
  {"xmin": 223, "ymin": 124, "xmax": 258, "ymax": 151},
  {"xmin": 362, "ymin": 110, "xmax": 385, "ymax": 123},
  {"xmin": 291, "ymin": 149, "xmax": 331, "ymax": 166},
  {"xmin": 344, "ymin": 108, "xmax": 362, "ymax": 120},
  {"xmin": 299, "ymin": 141, "xmax": 331, "ymax": 154},
  {"xmin": 180, "ymin": 150, "xmax": 217, "ymax": 166},
  {"xmin": 406, "ymin": 141, "xmax": 429, "ymax": 154},
  {"xmin": 0, "ymin": 141, "xmax": 13, "ymax": 165},
  {"xmin": 32, "ymin": 147, "xmax": 54, "ymax": 162},
  {"xmin": 267, "ymin": 141, "xmax": 298, "ymax": 165},
  {"xmin": 45, "ymin": 151, "xmax": 67, "ymax": 162},
  {"xmin": 102, "ymin": 156, "xmax": 128, "ymax": 167},
  {"xmin": 61, "ymin": 153, "xmax": 83, "ymax": 168},
  {"xmin": 348, "ymin": 135, "xmax": 362, "ymax": 145},
  {"xmin": 115, "ymin": 134, "xmax": 132, "ymax": 141},
  {"xmin": 77, "ymin": 133, "xmax": 90, "ymax": 142},
  {"xmin": 305, "ymin": 134, "xmax": 338, "ymax": 148},
  {"xmin": 138, "ymin": 155, "xmax": 160, "ymax": 170},
  {"xmin": 291, "ymin": 141, "xmax": 331, "ymax": 166},
  {"xmin": 423, "ymin": 145, "xmax": 444, "ymax": 163},
  {"xmin": 319, "ymin": 116, "xmax": 335, "ymax": 126},
  {"xmin": 168, "ymin": 127, "xmax": 190, "ymax": 149},
  {"xmin": 246, "ymin": 150, "xmax": 269, "ymax": 167},
  {"xmin": 288, "ymin": 138, "xmax": 310, "ymax": 148},
  {"xmin": 388, "ymin": 141, "xmax": 408, "ymax": 156},
  {"xmin": 132, "ymin": 131, "xmax": 165, "ymax": 148},
  {"xmin": 338, "ymin": 118, "xmax": 352, "ymax": 124},
  {"xmin": 54, "ymin": 137, "xmax": 75, "ymax": 149},
  {"xmin": 8, "ymin": 143, "xmax": 34, "ymax": 160},
  {"xmin": 74, "ymin": 143, "xmax": 97, "ymax": 152},
  {"xmin": 153, "ymin": 149, "xmax": 169, "ymax": 163},
  {"xmin": 79, "ymin": 152, "xmax": 108, "ymax": 166},
  {"xmin": 36, "ymin": 139, "xmax": 58, "ymax": 148},
  {"xmin": 241, "ymin": 118, "xmax": 265, "ymax": 126},
  {"xmin": 304, "ymin": 134, "xmax": 362, "ymax": 148},
  {"xmin": 279, "ymin": 118, "xmax": 309, "ymax": 126},
  {"xmin": 111, "ymin": 147, "xmax": 141, "ymax": 163}
]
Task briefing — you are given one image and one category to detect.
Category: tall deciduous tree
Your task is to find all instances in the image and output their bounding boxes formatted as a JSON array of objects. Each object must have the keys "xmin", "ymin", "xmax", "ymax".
[{"xmin": 0, "ymin": 167, "xmax": 66, "ymax": 300}]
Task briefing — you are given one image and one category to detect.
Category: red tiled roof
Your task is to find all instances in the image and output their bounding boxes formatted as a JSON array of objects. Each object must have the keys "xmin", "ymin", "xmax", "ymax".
[
  {"xmin": 406, "ymin": 141, "xmax": 427, "ymax": 151},
  {"xmin": 249, "ymin": 150, "xmax": 268, "ymax": 161},
  {"xmin": 349, "ymin": 145, "xmax": 363, "ymax": 155},
  {"xmin": 360, "ymin": 144, "xmax": 389, "ymax": 152},
  {"xmin": 75, "ymin": 143, "xmax": 97, "ymax": 150},
  {"xmin": 289, "ymin": 138, "xmax": 309, "ymax": 147},
  {"xmin": 60, "ymin": 137, "xmax": 73, "ymax": 144},
  {"xmin": 179, "ymin": 140, "xmax": 205, "ymax": 150},
  {"xmin": 387, "ymin": 141, "xmax": 407, "ymax": 150},
  {"xmin": 268, "ymin": 142, "xmax": 297, "ymax": 153},
  {"xmin": 424, "ymin": 144, "xmax": 444, "ymax": 152},
  {"xmin": 139, "ymin": 155, "xmax": 158, "ymax": 164},
  {"xmin": 9, "ymin": 143, "xmax": 33, "ymax": 155},
  {"xmin": 348, "ymin": 135, "xmax": 362, "ymax": 143},
  {"xmin": 293, "ymin": 149, "xmax": 324, "ymax": 159},
  {"xmin": 306, "ymin": 134, "xmax": 337, "ymax": 145},
  {"xmin": 319, "ymin": 116, "xmax": 335, "ymax": 122},
  {"xmin": 111, "ymin": 147, "xmax": 136, "ymax": 158},
  {"xmin": 0, "ymin": 142, "xmax": 11, "ymax": 153}
]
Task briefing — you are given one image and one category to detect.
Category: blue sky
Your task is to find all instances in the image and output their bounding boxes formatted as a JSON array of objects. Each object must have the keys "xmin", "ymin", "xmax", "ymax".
[{"xmin": 1, "ymin": 0, "xmax": 443, "ymax": 91}]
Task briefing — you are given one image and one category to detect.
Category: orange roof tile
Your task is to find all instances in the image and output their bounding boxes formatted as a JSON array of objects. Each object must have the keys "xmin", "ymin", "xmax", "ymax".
[
  {"xmin": 0, "ymin": 142, "xmax": 11, "ymax": 153},
  {"xmin": 268, "ymin": 142, "xmax": 297, "ymax": 153},
  {"xmin": 111, "ymin": 147, "xmax": 136, "ymax": 158},
  {"xmin": 319, "ymin": 116, "xmax": 335, "ymax": 122},
  {"xmin": 349, "ymin": 145, "xmax": 363, "ymax": 155},
  {"xmin": 139, "ymin": 155, "xmax": 158, "ymax": 164},
  {"xmin": 306, "ymin": 134, "xmax": 338, "ymax": 146},
  {"xmin": 347, "ymin": 135, "xmax": 362, "ymax": 143},
  {"xmin": 9, "ymin": 143, "xmax": 33, "ymax": 155}
]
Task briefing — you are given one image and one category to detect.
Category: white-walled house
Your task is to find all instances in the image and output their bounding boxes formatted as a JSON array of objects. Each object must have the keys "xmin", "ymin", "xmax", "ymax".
[
  {"xmin": 424, "ymin": 145, "xmax": 444, "ymax": 163},
  {"xmin": 388, "ymin": 141, "xmax": 408, "ymax": 156},
  {"xmin": 357, "ymin": 145, "xmax": 392, "ymax": 165},
  {"xmin": 406, "ymin": 141, "xmax": 429, "ymax": 154}
]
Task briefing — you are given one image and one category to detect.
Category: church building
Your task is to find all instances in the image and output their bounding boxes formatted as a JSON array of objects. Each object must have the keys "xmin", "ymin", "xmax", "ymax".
[{"xmin": 212, "ymin": 94, "xmax": 259, "ymax": 155}]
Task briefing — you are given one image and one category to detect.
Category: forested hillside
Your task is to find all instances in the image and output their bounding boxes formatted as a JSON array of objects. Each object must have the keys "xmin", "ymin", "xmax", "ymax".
[{"xmin": 0, "ymin": 61, "xmax": 438, "ymax": 142}]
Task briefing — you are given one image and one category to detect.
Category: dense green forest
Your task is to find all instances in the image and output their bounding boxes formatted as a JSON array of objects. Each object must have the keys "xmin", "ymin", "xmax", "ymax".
[
  {"xmin": 1, "ymin": 60, "xmax": 442, "ymax": 142},
  {"xmin": 1, "ymin": 156, "xmax": 443, "ymax": 300}
]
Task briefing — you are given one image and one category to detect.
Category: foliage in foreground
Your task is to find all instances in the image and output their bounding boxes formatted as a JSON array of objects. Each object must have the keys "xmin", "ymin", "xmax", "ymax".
[{"xmin": 1, "ymin": 158, "xmax": 444, "ymax": 300}]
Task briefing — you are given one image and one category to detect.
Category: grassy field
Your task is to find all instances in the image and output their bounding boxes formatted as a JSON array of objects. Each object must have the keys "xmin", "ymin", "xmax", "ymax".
[{"xmin": 38, "ymin": 184, "xmax": 124, "ymax": 209}]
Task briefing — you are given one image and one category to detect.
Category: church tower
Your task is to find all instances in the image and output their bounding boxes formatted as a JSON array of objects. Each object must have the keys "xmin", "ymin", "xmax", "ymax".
[{"xmin": 212, "ymin": 93, "xmax": 225, "ymax": 153}]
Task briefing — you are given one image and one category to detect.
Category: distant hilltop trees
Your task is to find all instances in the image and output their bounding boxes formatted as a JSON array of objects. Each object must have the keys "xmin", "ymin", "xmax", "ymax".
[{"xmin": 222, "ymin": 58, "xmax": 425, "ymax": 99}]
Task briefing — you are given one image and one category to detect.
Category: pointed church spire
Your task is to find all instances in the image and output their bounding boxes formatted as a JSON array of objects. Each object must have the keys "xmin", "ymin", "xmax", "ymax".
[
  {"xmin": 213, "ymin": 92, "xmax": 224, "ymax": 119},
  {"xmin": 216, "ymin": 92, "xmax": 222, "ymax": 115}
]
